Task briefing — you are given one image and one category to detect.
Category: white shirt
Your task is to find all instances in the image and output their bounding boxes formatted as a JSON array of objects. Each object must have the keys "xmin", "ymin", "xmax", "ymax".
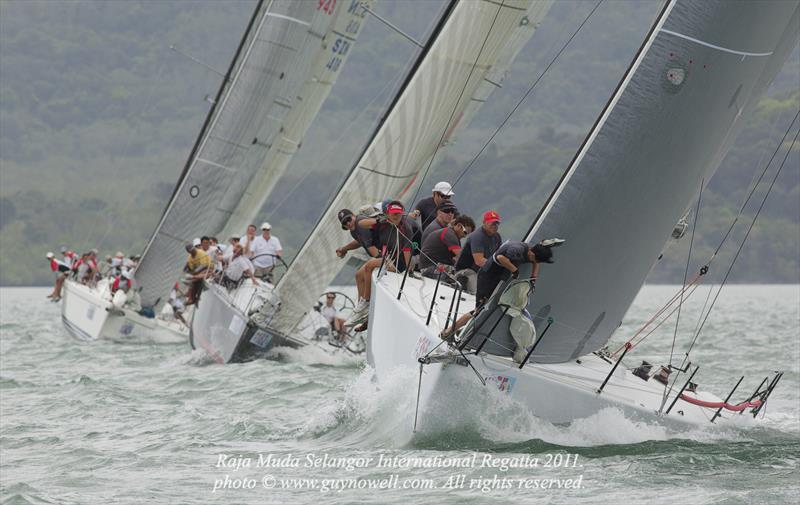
[
  {"xmin": 225, "ymin": 255, "xmax": 254, "ymax": 282},
  {"xmin": 240, "ymin": 235, "xmax": 257, "ymax": 256},
  {"xmin": 320, "ymin": 304, "xmax": 339, "ymax": 323},
  {"xmin": 251, "ymin": 235, "xmax": 282, "ymax": 268}
]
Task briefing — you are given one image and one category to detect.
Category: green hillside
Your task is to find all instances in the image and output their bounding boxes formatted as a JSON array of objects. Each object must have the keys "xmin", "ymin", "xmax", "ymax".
[{"xmin": 0, "ymin": 0, "xmax": 797, "ymax": 286}]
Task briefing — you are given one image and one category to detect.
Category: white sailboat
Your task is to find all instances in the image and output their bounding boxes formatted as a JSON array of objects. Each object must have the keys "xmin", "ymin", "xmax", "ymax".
[
  {"xmin": 366, "ymin": 0, "xmax": 799, "ymax": 443},
  {"xmin": 61, "ymin": 0, "xmax": 360, "ymax": 344},
  {"xmin": 192, "ymin": 0, "xmax": 556, "ymax": 363},
  {"xmin": 187, "ymin": 0, "xmax": 376, "ymax": 362}
]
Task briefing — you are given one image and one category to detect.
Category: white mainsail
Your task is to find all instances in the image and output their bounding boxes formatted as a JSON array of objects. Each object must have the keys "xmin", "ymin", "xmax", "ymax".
[
  {"xmin": 521, "ymin": 0, "xmax": 800, "ymax": 363},
  {"xmin": 220, "ymin": 0, "xmax": 374, "ymax": 238},
  {"xmin": 134, "ymin": 0, "xmax": 361, "ymax": 307},
  {"xmin": 271, "ymin": 0, "xmax": 553, "ymax": 335}
]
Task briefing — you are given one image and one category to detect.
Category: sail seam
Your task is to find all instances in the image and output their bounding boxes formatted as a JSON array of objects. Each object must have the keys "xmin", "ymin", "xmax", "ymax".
[{"xmin": 659, "ymin": 28, "xmax": 773, "ymax": 57}]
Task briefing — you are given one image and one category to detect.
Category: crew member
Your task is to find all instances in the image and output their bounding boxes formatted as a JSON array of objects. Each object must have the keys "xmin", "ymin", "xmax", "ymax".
[{"xmin": 453, "ymin": 210, "xmax": 502, "ymax": 293}]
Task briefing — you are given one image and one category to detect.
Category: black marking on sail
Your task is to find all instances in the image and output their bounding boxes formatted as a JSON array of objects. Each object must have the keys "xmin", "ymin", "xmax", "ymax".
[
  {"xmin": 728, "ymin": 84, "xmax": 742, "ymax": 108},
  {"xmin": 570, "ymin": 311, "xmax": 605, "ymax": 360}
]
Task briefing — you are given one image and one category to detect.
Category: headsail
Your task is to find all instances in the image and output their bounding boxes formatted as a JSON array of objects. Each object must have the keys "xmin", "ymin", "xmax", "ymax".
[
  {"xmin": 523, "ymin": 0, "xmax": 800, "ymax": 363},
  {"xmin": 271, "ymin": 0, "xmax": 553, "ymax": 334},
  {"xmin": 134, "ymin": 0, "xmax": 354, "ymax": 306},
  {"xmin": 220, "ymin": 0, "xmax": 373, "ymax": 238}
]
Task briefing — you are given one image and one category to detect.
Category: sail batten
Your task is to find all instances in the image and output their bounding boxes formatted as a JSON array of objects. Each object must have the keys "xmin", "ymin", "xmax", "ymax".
[{"xmin": 521, "ymin": 0, "xmax": 800, "ymax": 363}]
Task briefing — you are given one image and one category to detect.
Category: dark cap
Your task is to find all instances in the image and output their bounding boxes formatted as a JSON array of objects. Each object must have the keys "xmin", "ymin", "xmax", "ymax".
[
  {"xmin": 532, "ymin": 244, "xmax": 554, "ymax": 264},
  {"xmin": 437, "ymin": 201, "xmax": 458, "ymax": 214},
  {"xmin": 338, "ymin": 209, "xmax": 354, "ymax": 229}
]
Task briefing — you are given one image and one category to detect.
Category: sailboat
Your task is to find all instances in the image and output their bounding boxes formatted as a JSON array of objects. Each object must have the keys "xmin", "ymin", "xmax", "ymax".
[
  {"xmin": 365, "ymin": 0, "xmax": 799, "ymax": 442},
  {"xmin": 187, "ymin": 0, "xmax": 376, "ymax": 363},
  {"xmin": 190, "ymin": 0, "xmax": 556, "ymax": 363},
  {"xmin": 61, "ymin": 0, "xmax": 362, "ymax": 344}
]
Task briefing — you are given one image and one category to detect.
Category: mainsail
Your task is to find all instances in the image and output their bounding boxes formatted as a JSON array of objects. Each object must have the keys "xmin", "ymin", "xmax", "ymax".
[
  {"xmin": 523, "ymin": 0, "xmax": 800, "ymax": 363},
  {"xmin": 220, "ymin": 0, "xmax": 373, "ymax": 238},
  {"xmin": 271, "ymin": 0, "xmax": 553, "ymax": 334},
  {"xmin": 134, "ymin": 0, "xmax": 363, "ymax": 306}
]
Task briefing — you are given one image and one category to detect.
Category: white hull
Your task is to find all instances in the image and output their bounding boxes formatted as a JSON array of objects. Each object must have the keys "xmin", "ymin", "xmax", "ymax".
[
  {"xmin": 367, "ymin": 271, "xmax": 746, "ymax": 442},
  {"xmin": 192, "ymin": 281, "xmax": 365, "ymax": 363},
  {"xmin": 61, "ymin": 280, "xmax": 187, "ymax": 345}
]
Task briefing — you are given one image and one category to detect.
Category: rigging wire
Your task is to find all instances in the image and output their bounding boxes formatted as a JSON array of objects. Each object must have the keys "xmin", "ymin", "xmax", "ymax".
[
  {"xmin": 662, "ymin": 121, "xmax": 800, "ymax": 403},
  {"xmin": 619, "ymin": 108, "xmax": 800, "ymax": 354},
  {"xmin": 407, "ymin": 0, "xmax": 508, "ymax": 206},
  {"xmin": 668, "ymin": 180, "xmax": 703, "ymax": 365},
  {"xmin": 660, "ymin": 179, "xmax": 703, "ymax": 411},
  {"xmin": 450, "ymin": 0, "xmax": 604, "ymax": 190}
]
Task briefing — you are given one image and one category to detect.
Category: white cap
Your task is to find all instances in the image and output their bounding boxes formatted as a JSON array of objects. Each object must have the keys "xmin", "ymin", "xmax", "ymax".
[
  {"xmin": 46, "ymin": 252, "xmax": 54, "ymax": 259},
  {"xmin": 192, "ymin": 238, "xmax": 201, "ymax": 247},
  {"xmin": 115, "ymin": 251, "xmax": 124, "ymax": 258},
  {"xmin": 260, "ymin": 222, "xmax": 272, "ymax": 230},
  {"xmin": 60, "ymin": 246, "xmax": 68, "ymax": 253},
  {"xmin": 432, "ymin": 181, "xmax": 454, "ymax": 196}
]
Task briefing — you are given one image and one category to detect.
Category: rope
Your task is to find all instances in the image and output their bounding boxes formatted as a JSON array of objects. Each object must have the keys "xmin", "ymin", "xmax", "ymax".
[
  {"xmin": 450, "ymin": 0, "xmax": 604, "ymax": 189},
  {"xmin": 684, "ymin": 126, "xmax": 799, "ymax": 359},
  {"xmin": 408, "ymin": 0, "xmax": 507, "ymax": 206},
  {"xmin": 707, "ymin": 108, "xmax": 800, "ymax": 260}
]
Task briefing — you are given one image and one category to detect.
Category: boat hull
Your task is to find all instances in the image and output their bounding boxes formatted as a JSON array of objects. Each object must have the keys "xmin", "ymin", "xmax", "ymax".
[
  {"xmin": 368, "ymin": 271, "xmax": 737, "ymax": 442},
  {"xmin": 190, "ymin": 282, "xmax": 305, "ymax": 363},
  {"xmin": 61, "ymin": 280, "xmax": 187, "ymax": 344}
]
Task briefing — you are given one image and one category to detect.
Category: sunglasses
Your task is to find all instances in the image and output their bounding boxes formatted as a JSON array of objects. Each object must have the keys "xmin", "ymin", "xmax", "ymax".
[
  {"xmin": 440, "ymin": 209, "xmax": 456, "ymax": 214},
  {"xmin": 439, "ymin": 194, "xmax": 451, "ymax": 200}
]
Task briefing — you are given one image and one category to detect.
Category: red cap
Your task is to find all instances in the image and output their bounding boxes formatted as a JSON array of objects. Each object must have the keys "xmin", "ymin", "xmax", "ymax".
[
  {"xmin": 483, "ymin": 210, "xmax": 501, "ymax": 223},
  {"xmin": 387, "ymin": 203, "xmax": 404, "ymax": 214}
]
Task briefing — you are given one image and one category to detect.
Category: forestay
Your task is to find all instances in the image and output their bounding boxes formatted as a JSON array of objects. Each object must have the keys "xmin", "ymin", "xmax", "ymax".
[
  {"xmin": 272, "ymin": 0, "xmax": 553, "ymax": 335},
  {"xmin": 135, "ymin": 0, "xmax": 348, "ymax": 306},
  {"xmin": 523, "ymin": 0, "xmax": 800, "ymax": 363},
  {"xmin": 220, "ymin": 0, "xmax": 374, "ymax": 238}
]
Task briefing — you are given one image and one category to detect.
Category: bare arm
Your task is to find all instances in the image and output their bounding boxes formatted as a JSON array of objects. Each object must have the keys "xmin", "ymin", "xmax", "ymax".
[
  {"xmin": 336, "ymin": 239, "xmax": 361, "ymax": 258},
  {"xmin": 472, "ymin": 252, "xmax": 487, "ymax": 268}
]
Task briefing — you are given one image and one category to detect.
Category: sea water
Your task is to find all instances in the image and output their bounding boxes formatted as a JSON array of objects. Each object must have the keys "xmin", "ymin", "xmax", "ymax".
[{"xmin": 1, "ymin": 285, "xmax": 798, "ymax": 504}]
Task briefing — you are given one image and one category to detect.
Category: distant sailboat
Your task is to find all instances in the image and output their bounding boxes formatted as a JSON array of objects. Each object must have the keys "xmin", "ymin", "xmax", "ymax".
[
  {"xmin": 61, "ymin": 0, "xmax": 359, "ymax": 343},
  {"xmin": 366, "ymin": 0, "xmax": 799, "ymax": 442}
]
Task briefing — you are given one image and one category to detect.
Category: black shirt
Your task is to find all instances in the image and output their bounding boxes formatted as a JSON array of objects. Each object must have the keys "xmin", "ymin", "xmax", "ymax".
[
  {"xmin": 455, "ymin": 227, "xmax": 502, "ymax": 272},
  {"xmin": 350, "ymin": 215, "xmax": 379, "ymax": 256},
  {"xmin": 493, "ymin": 241, "xmax": 531, "ymax": 267},
  {"xmin": 419, "ymin": 226, "xmax": 461, "ymax": 269},
  {"xmin": 413, "ymin": 196, "xmax": 438, "ymax": 230}
]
